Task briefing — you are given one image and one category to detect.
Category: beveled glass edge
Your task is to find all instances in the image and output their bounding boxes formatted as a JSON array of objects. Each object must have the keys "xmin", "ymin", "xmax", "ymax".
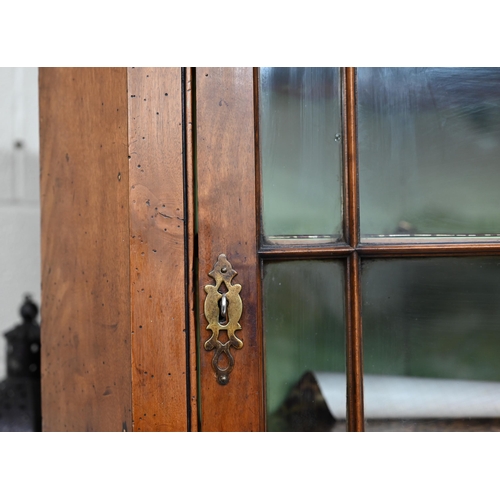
[
  {"xmin": 357, "ymin": 241, "xmax": 500, "ymax": 258},
  {"xmin": 263, "ymin": 234, "xmax": 342, "ymax": 246},
  {"xmin": 362, "ymin": 235, "xmax": 500, "ymax": 245}
]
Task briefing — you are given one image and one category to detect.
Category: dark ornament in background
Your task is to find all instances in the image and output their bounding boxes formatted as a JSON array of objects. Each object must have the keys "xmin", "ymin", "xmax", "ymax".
[
  {"xmin": 269, "ymin": 371, "xmax": 336, "ymax": 432},
  {"xmin": 0, "ymin": 295, "xmax": 41, "ymax": 431}
]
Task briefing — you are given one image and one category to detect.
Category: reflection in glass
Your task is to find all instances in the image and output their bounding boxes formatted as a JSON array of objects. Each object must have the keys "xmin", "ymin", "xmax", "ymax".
[
  {"xmin": 362, "ymin": 257, "xmax": 500, "ymax": 431},
  {"xmin": 358, "ymin": 68, "xmax": 500, "ymax": 237},
  {"xmin": 260, "ymin": 68, "xmax": 343, "ymax": 241},
  {"xmin": 264, "ymin": 260, "xmax": 345, "ymax": 431}
]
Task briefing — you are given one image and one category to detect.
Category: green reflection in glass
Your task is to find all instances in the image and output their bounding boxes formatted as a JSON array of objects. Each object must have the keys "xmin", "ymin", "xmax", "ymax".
[
  {"xmin": 264, "ymin": 260, "xmax": 345, "ymax": 430},
  {"xmin": 362, "ymin": 257, "xmax": 500, "ymax": 430},
  {"xmin": 260, "ymin": 68, "xmax": 343, "ymax": 239},
  {"xmin": 358, "ymin": 68, "xmax": 500, "ymax": 237},
  {"xmin": 363, "ymin": 258, "xmax": 500, "ymax": 380}
]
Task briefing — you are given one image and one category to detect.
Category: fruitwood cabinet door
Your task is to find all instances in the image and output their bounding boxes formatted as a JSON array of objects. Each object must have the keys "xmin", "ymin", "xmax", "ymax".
[{"xmin": 39, "ymin": 67, "xmax": 263, "ymax": 431}]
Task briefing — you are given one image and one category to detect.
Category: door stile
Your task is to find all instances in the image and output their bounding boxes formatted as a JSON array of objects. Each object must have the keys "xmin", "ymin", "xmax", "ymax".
[
  {"xmin": 345, "ymin": 67, "xmax": 365, "ymax": 431},
  {"xmin": 128, "ymin": 68, "xmax": 189, "ymax": 431},
  {"xmin": 196, "ymin": 68, "xmax": 264, "ymax": 431}
]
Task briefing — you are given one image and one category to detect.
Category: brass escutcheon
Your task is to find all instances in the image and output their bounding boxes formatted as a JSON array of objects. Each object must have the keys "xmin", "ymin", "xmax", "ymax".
[{"xmin": 204, "ymin": 254, "xmax": 243, "ymax": 385}]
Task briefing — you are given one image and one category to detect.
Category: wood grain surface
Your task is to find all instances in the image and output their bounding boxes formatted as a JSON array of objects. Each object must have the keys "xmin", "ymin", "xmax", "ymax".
[
  {"xmin": 128, "ymin": 67, "xmax": 189, "ymax": 431},
  {"xmin": 196, "ymin": 68, "xmax": 264, "ymax": 431},
  {"xmin": 40, "ymin": 67, "xmax": 194, "ymax": 432},
  {"xmin": 40, "ymin": 68, "xmax": 132, "ymax": 431}
]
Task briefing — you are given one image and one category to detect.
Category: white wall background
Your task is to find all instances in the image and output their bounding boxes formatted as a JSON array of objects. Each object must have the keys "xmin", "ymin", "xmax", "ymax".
[{"xmin": 0, "ymin": 68, "xmax": 40, "ymax": 379}]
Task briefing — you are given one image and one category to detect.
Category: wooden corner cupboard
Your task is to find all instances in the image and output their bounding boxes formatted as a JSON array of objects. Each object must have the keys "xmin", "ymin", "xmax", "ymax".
[{"xmin": 39, "ymin": 68, "xmax": 500, "ymax": 431}]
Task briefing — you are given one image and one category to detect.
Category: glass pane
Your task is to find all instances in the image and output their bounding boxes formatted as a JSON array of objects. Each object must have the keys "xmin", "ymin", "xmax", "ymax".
[
  {"xmin": 362, "ymin": 257, "xmax": 500, "ymax": 431},
  {"xmin": 264, "ymin": 260, "xmax": 345, "ymax": 431},
  {"xmin": 358, "ymin": 68, "xmax": 500, "ymax": 238},
  {"xmin": 260, "ymin": 67, "xmax": 343, "ymax": 242}
]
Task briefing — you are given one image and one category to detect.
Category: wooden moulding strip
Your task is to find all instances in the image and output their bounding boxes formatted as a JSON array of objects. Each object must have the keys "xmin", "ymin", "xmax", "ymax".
[
  {"xmin": 346, "ymin": 252, "xmax": 365, "ymax": 431},
  {"xmin": 345, "ymin": 68, "xmax": 359, "ymax": 249},
  {"xmin": 344, "ymin": 68, "xmax": 365, "ymax": 431},
  {"xmin": 253, "ymin": 68, "xmax": 263, "ymax": 253},
  {"xmin": 196, "ymin": 67, "xmax": 264, "ymax": 431},
  {"xmin": 253, "ymin": 68, "xmax": 267, "ymax": 430},
  {"xmin": 128, "ymin": 68, "xmax": 188, "ymax": 431},
  {"xmin": 184, "ymin": 67, "xmax": 199, "ymax": 431},
  {"xmin": 39, "ymin": 68, "xmax": 132, "ymax": 431}
]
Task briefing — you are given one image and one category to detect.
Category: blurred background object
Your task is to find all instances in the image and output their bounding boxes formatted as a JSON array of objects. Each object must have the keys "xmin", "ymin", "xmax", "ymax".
[
  {"xmin": 0, "ymin": 295, "xmax": 41, "ymax": 431},
  {"xmin": 0, "ymin": 67, "xmax": 40, "ymax": 381}
]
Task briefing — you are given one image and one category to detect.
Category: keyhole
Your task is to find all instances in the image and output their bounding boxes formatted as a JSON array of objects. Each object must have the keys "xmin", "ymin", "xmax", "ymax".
[{"xmin": 218, "ymin": 294, "xmax": 228, "ymax": 325}]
